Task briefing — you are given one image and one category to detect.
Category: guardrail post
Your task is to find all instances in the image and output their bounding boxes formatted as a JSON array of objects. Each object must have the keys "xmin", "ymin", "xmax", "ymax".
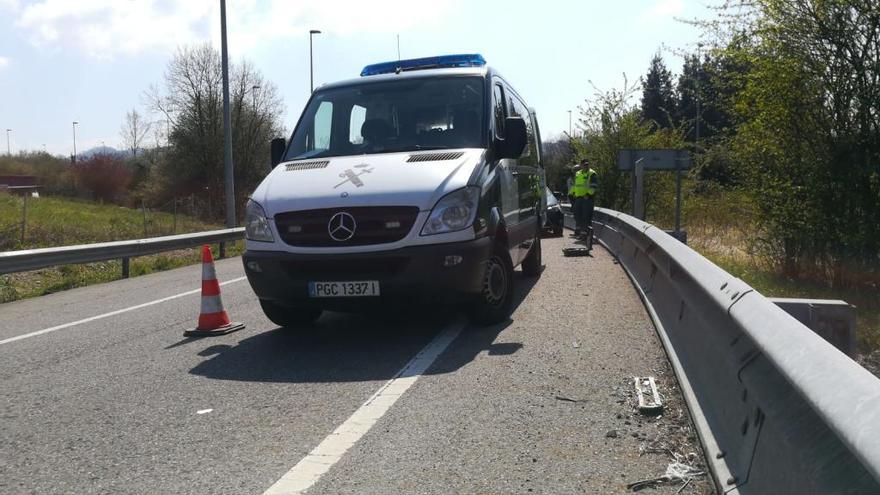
[
  {"xmin": 769, "ymin": 298, "xmax": 857, "ymax": 357},
  {"xmin": 219, "ymin": 241, "xmax": 226, "ymax": 259},
  {"xmin": 121, "ymin": 257, "xmax": 130, "ymax": 278}
]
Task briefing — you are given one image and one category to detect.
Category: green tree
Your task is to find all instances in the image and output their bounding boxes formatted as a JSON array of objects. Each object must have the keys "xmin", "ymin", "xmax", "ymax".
[
  {"xmin": 640, "ymin": 53, "xmax": 677, "ymax": 130},
  {"xmin": 708, "ymin": 0, "xmax": 880, "ymax": 282},
  {"xmin": 676, "ymin": 50, "xmax": 747, "ymax": 185},
  {"xmin": 145, "ymin": 44, "xmax": 285, "ymax": 221},
  {"xmin": 573, "ymin": 78, "xmax": 686, "ymax": 215},
  {"xmin": 541, "ymin": 138, "xmax": 575, "ymax": 194}
]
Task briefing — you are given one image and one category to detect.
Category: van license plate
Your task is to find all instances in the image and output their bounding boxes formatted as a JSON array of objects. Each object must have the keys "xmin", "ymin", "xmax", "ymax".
[{"xmin": 308, "ymin": 281, "xmax": 380, "ymax": 298}]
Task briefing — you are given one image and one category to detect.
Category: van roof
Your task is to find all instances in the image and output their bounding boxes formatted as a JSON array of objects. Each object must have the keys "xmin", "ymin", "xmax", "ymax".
[{"xmin": 317, "ymin": 66, "xmax": 491, "ymax": 92}]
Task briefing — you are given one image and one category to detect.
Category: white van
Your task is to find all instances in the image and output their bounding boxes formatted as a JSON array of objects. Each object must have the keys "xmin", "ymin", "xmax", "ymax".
[{"xmin": 243, "ymin": 54, "xmax": 546, "ymax": 326}]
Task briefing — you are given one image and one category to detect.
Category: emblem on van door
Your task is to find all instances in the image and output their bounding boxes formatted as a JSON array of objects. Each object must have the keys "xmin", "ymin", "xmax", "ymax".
[{"xmin": 328, "ymin": 212, "xmax": 357, "ymax": 241}]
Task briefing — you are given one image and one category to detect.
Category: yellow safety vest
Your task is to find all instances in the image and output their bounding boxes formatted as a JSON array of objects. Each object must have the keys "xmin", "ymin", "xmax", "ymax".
[{"xmin": 571, "ymin": 169, "xmax": 597, "ymax": 198}]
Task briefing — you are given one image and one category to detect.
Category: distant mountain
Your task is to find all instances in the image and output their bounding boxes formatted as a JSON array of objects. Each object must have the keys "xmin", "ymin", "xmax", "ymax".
[{"xmin": 77, "ymin": 146, "xmax": 134, "ymax": 160}]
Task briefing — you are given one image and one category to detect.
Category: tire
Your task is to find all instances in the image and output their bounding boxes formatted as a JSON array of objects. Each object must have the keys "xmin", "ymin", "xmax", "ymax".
[
  {"xmin": 259, "ymin": 300, "xmax": 322, "ymax": 328},
  {"xmin": 468, "ymin": 246, "xmax": 515, "ymax": 325},
  {"xmin": 521, "ymin": 234, "xmax": 542, "ymax": 277}
]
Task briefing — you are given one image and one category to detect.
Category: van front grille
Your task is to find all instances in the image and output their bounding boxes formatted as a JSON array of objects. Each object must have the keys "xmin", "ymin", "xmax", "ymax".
[{"xmin": 275, "ymin": 206, "xmax": 420, "ymax": 247}]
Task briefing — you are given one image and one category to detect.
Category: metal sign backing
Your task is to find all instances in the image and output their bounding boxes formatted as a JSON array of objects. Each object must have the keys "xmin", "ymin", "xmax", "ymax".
[{"xmin": 618, "ymin": 149, "xmax": 692, "ymax": 170}]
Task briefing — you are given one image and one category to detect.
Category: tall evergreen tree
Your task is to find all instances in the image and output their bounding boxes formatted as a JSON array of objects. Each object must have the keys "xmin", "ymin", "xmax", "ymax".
[
  {"xmin": 640, "ymin": 53, "xmax": 677, "ymax": 130},
  {"xmin": 676, "ymin": 54, "xmax": 702, "ymax": 142}
]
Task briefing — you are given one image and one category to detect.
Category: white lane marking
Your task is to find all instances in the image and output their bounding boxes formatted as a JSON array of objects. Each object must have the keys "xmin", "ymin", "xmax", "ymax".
[
  {"xmin": 0, "ymin": 276, "xmax": 247, "ymax": 346},
  {"xmin": 197, "ymin": 409, "xmax": 213, "ymax": 415},
  {"xmin": 263, "ymin": 318, "xmax": 466, "ymax": 495}
]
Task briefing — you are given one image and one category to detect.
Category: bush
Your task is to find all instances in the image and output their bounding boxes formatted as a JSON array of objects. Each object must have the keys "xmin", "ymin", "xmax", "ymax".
[{"xmin": 74, "ymin": 154, "xmax": 134, "ymax": 203}]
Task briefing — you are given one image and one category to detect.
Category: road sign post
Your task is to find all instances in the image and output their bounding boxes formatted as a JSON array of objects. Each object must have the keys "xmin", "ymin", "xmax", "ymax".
[
  {"xmin": 618, "ymin": 149, "xmax": 692, "ymax": 236},
  {"xmin": 20, "ymin": 193, "xmax": 27, "ymax": 245},
  {"xmin": 634, "ymin": 158, "xmax": 645, "ymax": 220},
  {"xmin": 675, "ymin": 164, "xmax": 683, "ymax": 232}
]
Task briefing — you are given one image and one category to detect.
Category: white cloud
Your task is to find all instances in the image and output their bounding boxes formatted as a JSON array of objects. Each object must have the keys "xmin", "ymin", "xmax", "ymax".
[
  {"xmin": 11, "ymin": 0, "xmax": 459, "ymax": 59},
  {"xmin": 0, "ymin": 0, "xmax": 20, "ymax": 11},
  {"xmin": 0, "ymin": 56, "xmax": 9, "ymax": 69},
  {"xmin": 15, "ymin": 0, "xmax": 212, "ymax": 59},
  {"xmin": 638, "ymin": 0, "xmax": 685, "ymax": 25}
]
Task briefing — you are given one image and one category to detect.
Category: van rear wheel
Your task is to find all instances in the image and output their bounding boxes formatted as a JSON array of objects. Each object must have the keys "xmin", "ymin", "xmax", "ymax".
[
  {"xmin": 468, "ymin": 246, "xmax": 515, "ymax": 325},
  {"xmin": 259, "ymin": 300, "xmax": 322, "ymax": 328}
]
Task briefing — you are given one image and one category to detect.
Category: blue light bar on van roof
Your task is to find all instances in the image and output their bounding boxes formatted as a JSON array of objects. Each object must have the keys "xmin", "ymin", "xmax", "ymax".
[{"xmin": 360, "ymin": 54, "xmax": 486, "ymax": 77}]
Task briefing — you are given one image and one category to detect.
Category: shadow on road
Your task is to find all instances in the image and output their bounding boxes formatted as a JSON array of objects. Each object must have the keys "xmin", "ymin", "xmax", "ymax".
[{"xmin": 186, "ymin": 272, "xmax": 540, "ymax": 384}]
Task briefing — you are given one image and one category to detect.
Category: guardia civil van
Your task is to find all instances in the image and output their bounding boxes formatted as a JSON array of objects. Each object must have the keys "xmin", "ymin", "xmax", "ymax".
[{"xmin": 243, "ymin": 54, "xmax": 546, "ymax": 326}]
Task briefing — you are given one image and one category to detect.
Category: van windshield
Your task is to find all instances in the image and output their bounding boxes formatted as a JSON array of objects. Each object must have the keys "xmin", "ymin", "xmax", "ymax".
[{"xmin": 285, "ymin": 76, "xmax": 486, "ymax": 160}]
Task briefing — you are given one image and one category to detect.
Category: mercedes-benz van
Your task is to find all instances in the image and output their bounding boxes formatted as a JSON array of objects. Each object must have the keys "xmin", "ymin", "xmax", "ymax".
[{"xmin": 243, "ymin": 54, "xmax": 546, "ymax": 326}]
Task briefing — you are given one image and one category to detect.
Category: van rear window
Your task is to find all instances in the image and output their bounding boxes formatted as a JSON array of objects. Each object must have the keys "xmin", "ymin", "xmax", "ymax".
[{"xmin": 286, "ymin": 77, "xmax": 486, "ymax": 160}]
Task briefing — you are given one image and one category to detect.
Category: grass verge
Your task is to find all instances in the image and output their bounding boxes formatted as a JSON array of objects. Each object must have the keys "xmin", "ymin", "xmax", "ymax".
[
  {"xmin": 0, "ymin": 194, "xmax": 218, "ymax": 251},
  {"xmin": 1, "ymin": 193, "xmax": 243, "ymax": 304},
  {"xmin": 648, "ymin": 186, "xmax": 879, "ymax": 357},
  {"xmin": 0, "ymin": 241, "xmax": 244, "ymax": 304}
]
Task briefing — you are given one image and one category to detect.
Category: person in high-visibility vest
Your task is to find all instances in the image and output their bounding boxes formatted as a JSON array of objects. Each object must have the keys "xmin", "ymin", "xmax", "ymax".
[{"xmin": 570, "ymin": 159, "xmax": 599, "ymax": 237}]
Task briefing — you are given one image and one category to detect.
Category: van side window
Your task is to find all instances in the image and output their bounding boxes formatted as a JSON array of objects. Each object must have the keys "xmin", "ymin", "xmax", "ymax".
[
  {"xmin": 530, "ymin": 111, "xmax": 543, "ymax": 166},
  {"xmin": 508, "ymin": 93, "xmax": 536, "ymax": 165},
  {"xmin": 310, "ymin": 101, "xmax": 333, "ymax": 152},
  {"xmin": 349, "ymin": 105, "xmax": 366, "ymax": 145},
  {"xmin": 493, "ymin": 84, "xmax": 506, "ymax": 138}
]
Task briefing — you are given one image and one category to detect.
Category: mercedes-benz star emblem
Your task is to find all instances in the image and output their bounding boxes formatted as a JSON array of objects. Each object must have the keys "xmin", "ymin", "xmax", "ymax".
[{"xmin": 328, "ymin": 212, "xmax": 356, "ymax": 242}]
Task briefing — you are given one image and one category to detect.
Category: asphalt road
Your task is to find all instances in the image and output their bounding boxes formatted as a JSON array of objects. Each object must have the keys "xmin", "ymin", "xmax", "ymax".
[{"xmin": 0, "ymin": 235, "xmax": 711, "ymax": 494}]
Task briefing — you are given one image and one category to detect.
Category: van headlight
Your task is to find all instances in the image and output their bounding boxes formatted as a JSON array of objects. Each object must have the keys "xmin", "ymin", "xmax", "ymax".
[
  {"xmin": 245, "ymin": 199, "xmax": 274, "ymax": 242},
  {"xmin": 421, "ymin": 187, "xmax": 480, "ymax": 235}
]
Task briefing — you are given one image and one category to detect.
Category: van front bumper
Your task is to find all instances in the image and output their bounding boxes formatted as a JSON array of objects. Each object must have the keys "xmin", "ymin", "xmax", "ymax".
[{"xmin": 242, "ymin": 237, "xmax": 491, "ymax": 310}]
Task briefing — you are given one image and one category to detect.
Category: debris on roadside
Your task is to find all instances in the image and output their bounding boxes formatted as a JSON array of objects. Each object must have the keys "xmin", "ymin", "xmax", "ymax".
[
  {"xmin": 554, "ymin": 395, "xmax": 587, "ymax": 403},
  {"xmin": 626, "ymin": 454, "xmax": 705, "ymax": 492},
  {"xmin": 634, "ymin": 376, "xmax": 663, "ymax": 414},
  {"xmin": 610, "ymin": 368, "xmax": 714, "ymax": 493}
]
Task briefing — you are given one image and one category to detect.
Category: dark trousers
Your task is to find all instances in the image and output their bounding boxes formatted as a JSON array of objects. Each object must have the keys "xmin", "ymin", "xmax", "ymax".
[{"xmin": 573, "ymin": 196, "xmax": 595, "ymax": 232}]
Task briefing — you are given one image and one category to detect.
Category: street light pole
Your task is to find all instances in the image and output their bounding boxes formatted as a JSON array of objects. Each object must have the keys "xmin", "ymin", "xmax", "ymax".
[
  {"xmin": 220, "ymin": 0, "xmax": 236, "ymax": 228},
  {"xmin": 72, "ymin": 121, "xmax": 79, "ymax": 163},
  {"xmin": 695, "ymin": 43, "xmax": 703, "ymax": 146},
  {"xmin": 309, "ymin": 29, "xmax": 321, "ymax": 93},
  {"xmin": 5, "ymin": 129, "xmax": 10, "ymax": 155},
  {"xmin": 567, "ymin": 110, "xmax": 572, "ymax": 138}
]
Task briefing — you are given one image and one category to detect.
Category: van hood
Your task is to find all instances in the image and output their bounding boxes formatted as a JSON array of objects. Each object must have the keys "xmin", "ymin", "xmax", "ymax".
[{"xmin": 252, "ymin": 149, "xmax": 484, "ymax": 217}]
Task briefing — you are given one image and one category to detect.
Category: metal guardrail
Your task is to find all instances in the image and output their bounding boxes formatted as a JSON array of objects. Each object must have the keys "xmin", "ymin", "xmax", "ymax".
[
  {"xmin": 0, "ymin": 228, "xmax": 244, "ymax": 276},
  {"xmin": 588, "ymin": 208, "xmax": 880, "ymax": 494}
]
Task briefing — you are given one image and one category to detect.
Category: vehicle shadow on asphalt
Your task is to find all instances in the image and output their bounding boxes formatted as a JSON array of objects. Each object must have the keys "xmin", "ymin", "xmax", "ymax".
[{"xmin": 185, "ymin": 271, "xmax": 541, "ymax": 384}]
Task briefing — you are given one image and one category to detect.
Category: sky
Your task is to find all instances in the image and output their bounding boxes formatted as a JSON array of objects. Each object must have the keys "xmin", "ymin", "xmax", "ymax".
[{"xmin": 0, "ymin": 0, "xmax": 716, "ymax": 156}]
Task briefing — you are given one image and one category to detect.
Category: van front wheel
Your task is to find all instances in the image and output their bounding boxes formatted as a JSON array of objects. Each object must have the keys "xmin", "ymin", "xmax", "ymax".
[{"xmin": 468, "ymin": 247, "xmax": 515, "ymax": 325}]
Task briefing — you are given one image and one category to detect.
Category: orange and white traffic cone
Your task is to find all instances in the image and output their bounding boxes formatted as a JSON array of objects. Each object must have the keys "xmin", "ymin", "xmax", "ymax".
[{"xmin": 184, "ymin": 245, "xmax": 245, "ymax": 337}]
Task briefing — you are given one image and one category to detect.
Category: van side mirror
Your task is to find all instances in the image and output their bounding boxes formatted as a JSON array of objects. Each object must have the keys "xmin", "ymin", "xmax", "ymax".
[
  {"xmin": 270, "ymin": 137, "xmax": 287, "ymax": 167},
  {"xmin": 497, "ymin": 117, "xmax": 527, "ymax": 159}
]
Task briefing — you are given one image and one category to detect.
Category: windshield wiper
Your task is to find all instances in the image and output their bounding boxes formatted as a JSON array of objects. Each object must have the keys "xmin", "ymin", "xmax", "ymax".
[{"xmin": 411, "ymin": 145, "xmax": 452, "ymax": 150}]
